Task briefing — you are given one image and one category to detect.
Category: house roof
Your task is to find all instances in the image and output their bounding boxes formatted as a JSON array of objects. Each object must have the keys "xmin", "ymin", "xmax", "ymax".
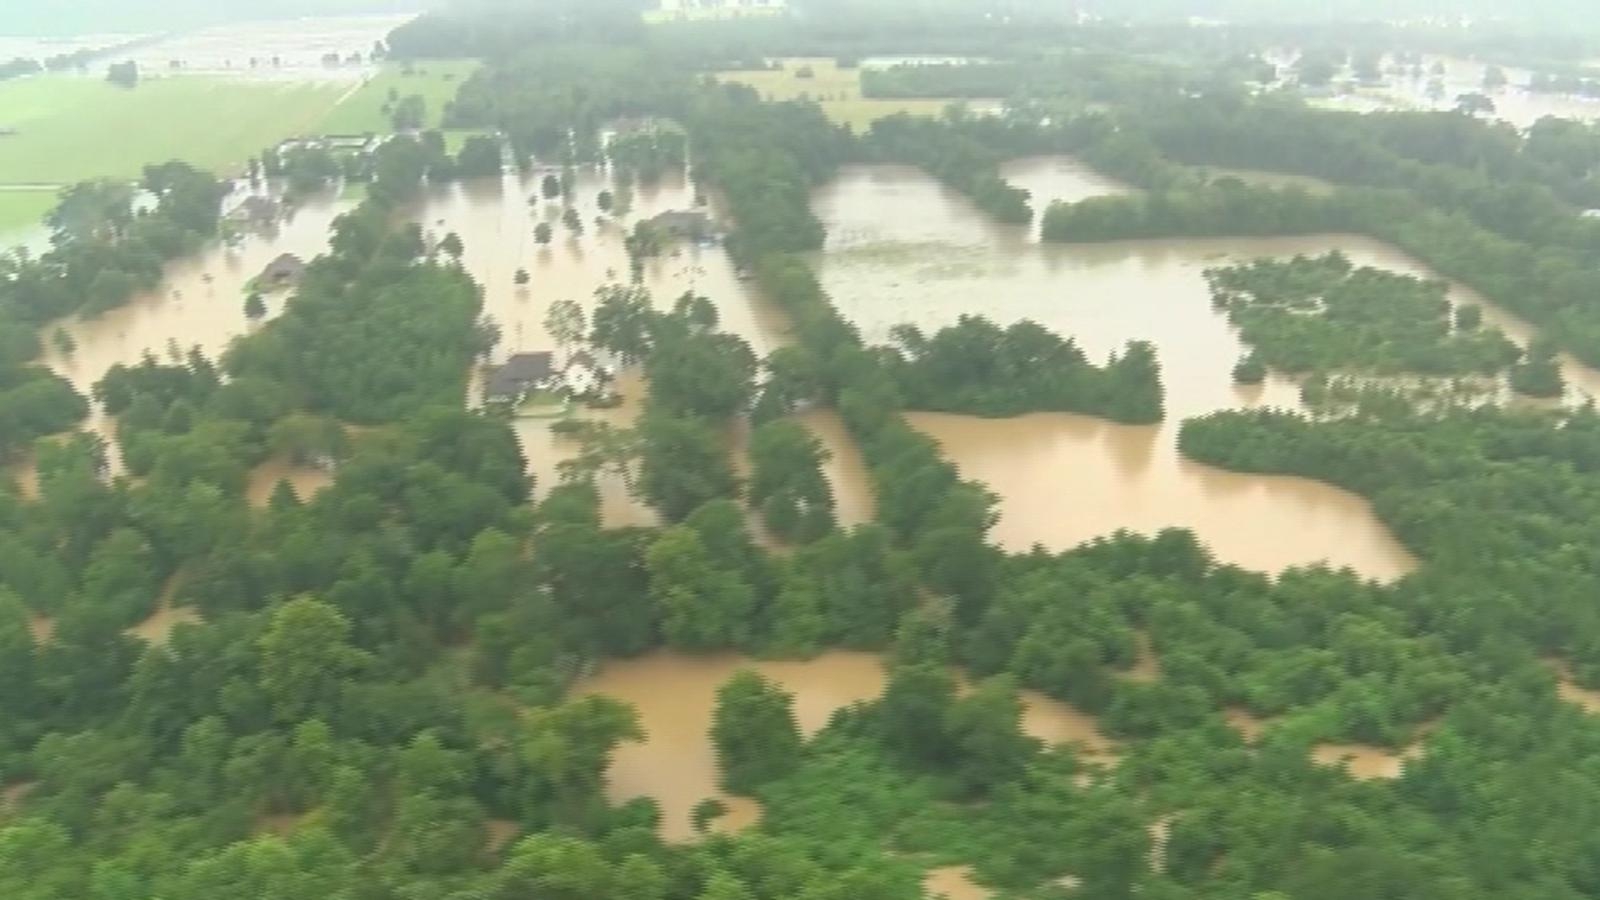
[
  {"xmin": 259, "ymin": 253, "xmax": 305, "ymax": 280},
  {"xmin": 485, "ymin": 351, "xmax": 555, "ymax": 399},
  {"xmin": 647, "ymin": 210, "xmax": 711, "ymax": 234}
]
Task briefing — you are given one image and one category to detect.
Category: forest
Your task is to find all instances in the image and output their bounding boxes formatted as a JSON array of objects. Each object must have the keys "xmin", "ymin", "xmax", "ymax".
[{"xmin": 12, "ymin": 6, "xmax": 1600, "ymax": 900}]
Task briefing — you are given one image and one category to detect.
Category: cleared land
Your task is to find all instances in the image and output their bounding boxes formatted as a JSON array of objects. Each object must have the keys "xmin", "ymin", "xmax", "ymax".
[
  {"xmin": 643, "ymin": 7, "xmax": 786, "ymax": 23},
  {"xmin": 0, "ymin": 190, "xmax": 58, "ymax": 235},
  {"xmin": 313, "ymin": 60, "xmax": 480, "ymax": 134},
  {"xmin": 717, "ymin": 57, "xmax": 971, "ymax": 131},
  {"xmin": 0, "ymin": 76, "xmax": 346, "ymax": 184}
]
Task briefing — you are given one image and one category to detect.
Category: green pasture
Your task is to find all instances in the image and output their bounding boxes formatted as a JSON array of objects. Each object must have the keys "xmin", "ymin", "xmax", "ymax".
[
  {"xmin": 0, "ymin": 75, "xmax": 346, "ymax": 184},
  {"xmin": 313, "ymin": 59, "xmax": 480, "ymax": 134},
  {"xmin": 0, "ymin": 190, "xmax": 58, "ymax": 235}
]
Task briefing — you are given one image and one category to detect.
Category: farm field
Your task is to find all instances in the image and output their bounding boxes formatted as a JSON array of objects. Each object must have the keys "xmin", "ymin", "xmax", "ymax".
[
  {"xmin": 0, "ymin": 75, "xmax": 347, "ymax": 184},
  {"xmin": 0, "ymin": 189, "xmax": 57, "ymax": 235},
  {"xmin": 313, "ymin": 59, "xmax": 480, "ymax": 134},
  {"xmin": 717, "ymin": 57, "xmax": 976, "ymax": 131}
]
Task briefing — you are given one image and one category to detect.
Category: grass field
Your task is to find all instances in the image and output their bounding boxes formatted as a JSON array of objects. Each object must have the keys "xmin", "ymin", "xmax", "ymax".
[
  {"xmin": 0, "ymin": 190, "xmax": 57, "ymax": 234},
  {"xmin": 0, "ymin": 76, "xmax": 347, "ymax": 184},
  {"xmin": 717, "ymin": 58, "xmax": 967, "ymax": 131},
  {"xmin": 313, "ymin": 60, "xmax": 480, "ymax": 134}
]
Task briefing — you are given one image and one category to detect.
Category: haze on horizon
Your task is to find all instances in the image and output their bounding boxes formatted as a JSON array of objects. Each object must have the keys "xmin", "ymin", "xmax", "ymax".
[{"xmin": 2, "ymin": 0, "xmax": 1598, "ymax": 37}]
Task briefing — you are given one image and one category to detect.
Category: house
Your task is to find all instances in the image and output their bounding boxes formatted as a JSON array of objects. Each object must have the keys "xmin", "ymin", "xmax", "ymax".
[
  {"xmin": 646, "ymin": 210, "xmax": 713, "ymax": 242},
  {"xmin": 561, "ymin": 350, "xmax": 618, "ymax": 403},
  {"xmin": 228, "ymin": 196, "xmax": 280, "ymax": 229},
  {"xmin": 257, "ymin": 253, "xmax": 305, "ymax": 289},
  {"xmin": 485, "ymin": 351, "xmax": 556, "ymax": 405}
]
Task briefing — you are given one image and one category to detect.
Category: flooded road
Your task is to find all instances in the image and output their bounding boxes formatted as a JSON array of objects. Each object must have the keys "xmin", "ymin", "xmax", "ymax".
[
  {"xmin": 812, "ymin": 161, "xmax": 1425, "ymax": 578},
  {"xmin": 574, "ymin": 650, "xmax": 1111, "ymax": 841}
]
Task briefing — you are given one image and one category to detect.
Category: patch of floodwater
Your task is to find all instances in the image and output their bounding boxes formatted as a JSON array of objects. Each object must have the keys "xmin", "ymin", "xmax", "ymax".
[
  {"xmin": 1224, "ymin": 708, "xmax": 1279, "ymax": 742},
  {"xmin": 246, "ymin": 456, "xmax": 334, "ymax": 507},
  {"xmin": 573, "ymin": 651, "xmax": 1109, "ymax": 842},
  {"xmin": 814, "ymin": 164, "xmax": 1600, "ymax": 578},
  {"xmin": 40, "ymin": 192, "xmax": 355, "ymax": 475},
  {"xmin": 1311, "ymin": 719, "xmax": 1438, "ymax": 780},
  {"xmin": 128, "ymin": 571, "xmax": 201, "ymax": 646},
  {"xmin": 122, "ymin": 15, "xmax": 416, "ymax": 81},
  {"xmin": 419, "ymin": 169, "xmax": 800, "ymax": 521},
  {"xmin": 27, "ymin": 615, "xmax": 53, "ymax": 646},
  {"xmin": 1547, "ymin": 658, "xmax": 1600, "ymax": 713},
  {"xmin": 923, "ymin": 865, "xmax": 991, "ymax": 900},
  {"xmin": 485, "ymin": 819, "xmax": 519, "ymax": 852},
  {"xmin": 1, "ymin": 780, "xmax": 36, "ymax": 814}
]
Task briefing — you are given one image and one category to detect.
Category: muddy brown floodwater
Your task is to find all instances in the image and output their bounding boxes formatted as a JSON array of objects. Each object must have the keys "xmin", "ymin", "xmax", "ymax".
[
  {"xmin": 573, "ymin": 651, "xmax": 1112, "ymax": 842},
  {"xmin": 809, "ymin": 157, "xmax": 1600, "ymax": 580},
  {"xmin": 422, "ymin": 169, "xmax": 865, "ymax": 527},
  {"xmin": 39, "ymin": 191, "xmax": 356, "ymax": 475}
]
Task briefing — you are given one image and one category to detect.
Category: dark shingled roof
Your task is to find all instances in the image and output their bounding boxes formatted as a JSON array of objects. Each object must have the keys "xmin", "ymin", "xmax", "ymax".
[
  {"xmin": 259, "ymin": 253, "xmax": 305, "ymax": 282},
  {"xmin": 485, "ymin": 351, "xmax": 555, "ymax": 401}
]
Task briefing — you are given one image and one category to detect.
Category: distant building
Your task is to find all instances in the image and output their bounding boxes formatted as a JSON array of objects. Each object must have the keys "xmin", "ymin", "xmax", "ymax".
[
  {"xmin": 646, "ymin": 210, "xmax": 713, "ymax": 242},
  {"xmin": 485, "ymin": 352, "xmax": 557, "ymax": 405},
  {"xmin": 562, "ymin": 350, "xmax": 618, "ymax": 402},
  {"xmin": 257, "ymin": 253, "xmax": 306, "ymax": 289},
  {"xmin": 228, "ymin": 196, "xmax": 281, "ymax": 229}
]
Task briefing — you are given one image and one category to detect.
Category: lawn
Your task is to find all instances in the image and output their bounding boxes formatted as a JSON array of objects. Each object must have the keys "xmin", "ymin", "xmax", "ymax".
[
  {"xmin": 717, "ymin": 58, "xmax": 968, "ymax": 132},
  {"xmin": 0, "ymin": 190, "xmax": 58, "ymax": 234},
  {"xmin": 0, "ymin": 75, "xmax": 348, "ymax": 184},
  {"xmin": 314, "ymin": 60, "xmax": 481, "ymax": 134}
]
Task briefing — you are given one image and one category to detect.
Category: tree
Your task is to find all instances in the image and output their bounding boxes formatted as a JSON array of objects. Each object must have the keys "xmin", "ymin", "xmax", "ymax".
[
  {"xmin": 544, "ymin": 298, "xmax": 587, "ymax": 357},
  {"xmin": 243, "ymin": 292, "xmax": 266, "ymax": 320},
  {"xmin": 711, "ymin": 669, "xmax": 803, "ymax": 793},
  {"xmin": 879, "ymin": 663, "xmax": 956, "ymax": 768},
  {"xmin": 438, "ymin": 232, "xmax": 464, "ymax": 260},
  {"xmin": 106, "ymin": 60, "xmax": 138, "ymax": 88},
  {"xmin": 391, "ymin": 94, "xmax": 427, "ymax": 130},
  {"xmin": 562, "ymin": 206, "xmax": 584, "ymax": 235},
  {"xmin": 646, "ymin": 525, "xmax": 753, "ymax": 650},
  {"xmin": 515, "ymin": 268, "xmax": 530, "ymax": 286},
  {"xmin": 257, "ymin": 595, "xmax": 370, "ymax": 724},
  {"xmin": 535, "ymin": 222, "xmax": 554, "ymax": 245},
  {"xmin": 590, "ymin": 284, "xmax": 655, "ymax": 364},
  {"xmin": 597, "ymin": 190, "xmax": 614, "ymax": 213},
  {"xmin": 638, "ymin": 411, "xmax": 740, "ymax": 522},
  {"xmin": 52, "ymin": 326, "xmax": 75, "ymax": 355},
  {"xmin": 944, "ymin": 674, "xmax": 1039, "ymax": 796},
  {"xmin": 542, "ymin": 174, "xmax": 562, "ymax": 200},
  {"xmin": 1483, "ymin": 65, "xmax": 1509, "ymax": 90},
  {"xmin": 522, "ymin": 695, "xmax": 642, "ymax": 823}
]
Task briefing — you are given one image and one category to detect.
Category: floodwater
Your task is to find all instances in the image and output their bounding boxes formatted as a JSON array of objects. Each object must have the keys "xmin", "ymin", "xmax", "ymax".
[
  {"xmin": 422, "ymin": 168, "xmax": 868, "ymax": 523},
  {"xmin": 923, "ymin": 865, "xmax": 990, "ymax": 900},
  {"xmin": 120, "ymin": 16, "xmax": 415, "ymax": 82},
  {"xmin": 1267, "ymin": 50, "xmax": 1600, "ymax": 128},
  {"xmin": 38, "ymin": 189, "xmax": 354, "ymax": 475},
  {"xmin": 811, "ymin": 160, "xmax": 1423, "ymax": 579},
  {"xmin": 1547, "ymin": 659, "xmax": 1600, "ymax": 714},
  {"xmin": 573, "ymin": 650, "xmax": 1111, "ymax": 842},
  {"xmin": 246, "ymin": 456, "xmax": 334, "ymax": 507}
]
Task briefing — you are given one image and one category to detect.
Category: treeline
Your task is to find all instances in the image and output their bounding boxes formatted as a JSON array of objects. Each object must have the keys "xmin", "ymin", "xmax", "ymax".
[
  {"xmin": 861, "ymin": 113, "xmax": 1032, "ymax": 224},
  {"xmin": 883, "ymin": 315, "xmax": 1163, "ymax": 424},
  {"xmin": 1205, "ymin": 251, "xmax": 1521, "ymax": 379}
]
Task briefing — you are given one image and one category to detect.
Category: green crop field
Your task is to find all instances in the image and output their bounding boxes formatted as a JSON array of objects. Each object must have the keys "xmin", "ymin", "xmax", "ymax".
[
  {"xmin": 313, "ymin": 60, "xmax": 481, "ymax": 134},
  {"xmin": 718, "ymin": 58, "xmax": 968, "ymax": 131},
  {"xmin": 0, "ymin": 190, "xmax": 57, "ymax": 235},
  {"xmin": 0, "ymin": 75, "xmax": 349, "ymax": 185}
]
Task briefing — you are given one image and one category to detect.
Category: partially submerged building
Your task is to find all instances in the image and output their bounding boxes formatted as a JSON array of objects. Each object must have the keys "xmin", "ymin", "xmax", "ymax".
[
  {"xmin": 484, "ymin": 351, "xmax": 557, "ymax": 405},
  {"xmin": 257, "ymin": 253, "xmax": 306, "ymax": 289}
]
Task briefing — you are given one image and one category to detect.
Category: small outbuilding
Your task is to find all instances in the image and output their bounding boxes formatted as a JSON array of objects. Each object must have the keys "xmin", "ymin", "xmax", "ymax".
[
  {"xmin": 646, "ymin": 210, "xmax": 712, "ymax": 242},
  {"xmin": 257, "ymin": 253, "xmax": 306, "ymax": 289}
]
